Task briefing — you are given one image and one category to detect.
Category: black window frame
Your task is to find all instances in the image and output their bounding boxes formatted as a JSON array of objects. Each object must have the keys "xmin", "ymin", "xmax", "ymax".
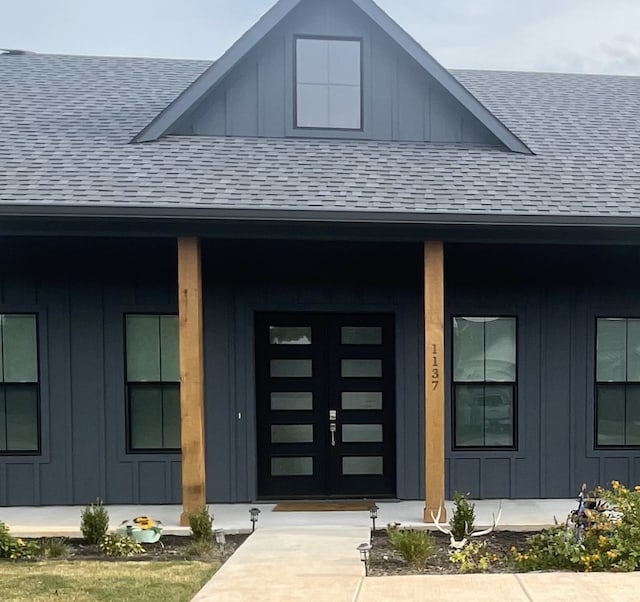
[
  {"xmin": 594, "ymin": 316, "xmax": 640, "ymax": 449},
  {"xmin": 0, "ymin": 313, "xmax": 41, "ymax": 456},
  {"xmin": 293, "ymin": 35, "xmax": 364, "ymax": 132},
  {"xmin": 451, "ymin": 315, "xmax": 518, "ymax": 451},
  {"xmin": 124, "ymin": 313, "xmax": 180, "ymax": 454}
]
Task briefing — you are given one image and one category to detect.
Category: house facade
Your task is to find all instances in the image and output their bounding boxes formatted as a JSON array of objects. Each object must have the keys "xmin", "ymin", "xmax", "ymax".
[{"xmin": 2, "ymin": 0, "xmax": 640, "ymax": 521}]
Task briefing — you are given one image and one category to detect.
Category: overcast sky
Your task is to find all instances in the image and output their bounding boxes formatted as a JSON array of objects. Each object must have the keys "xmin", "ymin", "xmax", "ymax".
[{"xmin": 2, "ymin": 0, "xmax": 640, "ymax": 75}]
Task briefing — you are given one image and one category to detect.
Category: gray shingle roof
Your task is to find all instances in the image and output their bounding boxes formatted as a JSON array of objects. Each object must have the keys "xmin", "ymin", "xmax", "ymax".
[{"xmin": 1, "ymin": 53, "xmax": 640, "ymax": 223}]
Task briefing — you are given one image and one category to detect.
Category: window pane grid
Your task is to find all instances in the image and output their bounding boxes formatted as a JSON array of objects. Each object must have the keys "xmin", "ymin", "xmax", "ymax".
[
  {"xmin": 125, "ymin": 314, "xmax": 180, "ymax": 452},
  {"xmin": 295, "ymin": 38, "xmax": 362, "ymax": 130},
  {"xmin": 0, "ymin": 314, "xmax": 40, "ymax": 454},
  {"xmin": 596, "ymin": 319, "xmax": 640, "ymax": 447},
  {"xmin": 453, "ymin": 317, "xmax": 516, "ymax": 449}
]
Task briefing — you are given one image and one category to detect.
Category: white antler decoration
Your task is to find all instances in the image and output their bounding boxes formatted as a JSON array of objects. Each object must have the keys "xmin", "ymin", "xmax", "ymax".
[{"xmin": 430, "ymin": 503, "xmax": 502, "ymax": 549}]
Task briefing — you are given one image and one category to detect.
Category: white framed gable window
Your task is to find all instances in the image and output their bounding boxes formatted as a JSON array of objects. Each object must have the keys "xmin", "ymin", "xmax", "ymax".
[{"xmin": 295, "ymin": 37, "xmax": 362, "ymax": 130}]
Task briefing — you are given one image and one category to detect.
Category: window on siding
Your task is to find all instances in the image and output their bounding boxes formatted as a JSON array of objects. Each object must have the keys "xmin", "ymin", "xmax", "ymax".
[
  {"xmin": 125, "ymin": 315, "xmax": 180, "ymax": 452},
  {"xmin": 295, "ymin": 37, "xmax": 362, "ymax": 130},
  {"xmin": 596, "ymin": 318, "xmax": 640, "ymax": 447},
  {"xmin": 0, "ymin": 314, "xmax": 39, "ymax": 454},
  {"xmin": 453, "ymin": 317, "xmax": 516, "ymax": 449}
]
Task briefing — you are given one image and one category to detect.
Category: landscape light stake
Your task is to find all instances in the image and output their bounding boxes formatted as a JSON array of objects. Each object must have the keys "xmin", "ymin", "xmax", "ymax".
[
  {"xmin": 357, "ymin": 542, "xmax": 372, "ymax": 576},
  {"xmin": 214, "ymin": 528, "xmax": 226, "ymax": 554},
  {"xmin": 249, "ymin": 507, "xmax": 261, "ymax": 532},
  {"xmin": 369, "ymin": 503, "xmax": 379, "ymax": 535}
]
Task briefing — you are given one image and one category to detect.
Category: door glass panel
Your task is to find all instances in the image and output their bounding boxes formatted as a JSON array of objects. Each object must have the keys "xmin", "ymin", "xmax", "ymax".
[
  {"xmin": 271, "ymin": 392, "xmax": 313, "ymax": 411},
  {"xmin": 342, "ymin": 456, "xmax": 383, "ymax": 475},
  {"xmin": 341, "ymin": 359, "xmax": 382, "ymax": 378},
  {"xmin": 271, "ymin": 425, "xmax": 314, "ymax": 444},
  {"xmin": 342, "ymin": 424, "xmax": 383, "ymax": 443},
  {"xmin": 341, "ymin": 391, "xmax": 382, "ymax": 410},
  {"xmin": 269, "ymin": 327, "xmax": 312, "ymax": 345},
  {"xmin": 341, "ymin": 327, "xmax": 382, "ymax": 345},
  {"xmin": 597, "ymin": 319, "xmax": 627, "ymax": 382},
  {"xmin": 270, "ymin": 359, "xmax": 312, "ymax": 378},
  {"xmin": 271, "ymin": 457, "xmax": 313, "ymax": 476}
]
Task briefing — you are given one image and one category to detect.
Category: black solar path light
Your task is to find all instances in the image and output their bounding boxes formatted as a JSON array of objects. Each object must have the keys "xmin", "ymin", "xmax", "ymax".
[
  {"xmin": 357, "ymin": 542, "xmax": 372, "ymax": 576},
  {"xmin": 249, "ymin": 507, "xmax": 261, "ymax": 532}
]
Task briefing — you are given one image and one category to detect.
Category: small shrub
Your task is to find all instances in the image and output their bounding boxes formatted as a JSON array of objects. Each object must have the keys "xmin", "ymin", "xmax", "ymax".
[
  {"xmin": 449, "ymin": 491, "xmax": 475, "ymax": 542},
  {"xmin": 512, "ymin": 526, "xmax": 585, "ymax": 572},
  {"xmin": 80, "ymin": 499, "xmax": 109, "ymax": 545},
  {"xmin": 450, "ymin": 540, "xmax": 498, "ymax": 573},
  {"xmin": 184, "ymin": 539, "xmax": 216, "ymax": 559},
  {"xmin": 35, "ymin": 537, "xmax": 70, "ymax": 559},
  {"xmin": 0, "ymin": 521, "xmax": 38, "ymax": 560},
  {"xmin": 188, "ymin": 506, "xmax": 214, "ymax": 542},
  {"xmin": 388, "ymin": 528, "xmax": 435, "ymax": 567},
  {"xmin": 99, "ymin": 533, "xmax": 144, "ymax": 558}
]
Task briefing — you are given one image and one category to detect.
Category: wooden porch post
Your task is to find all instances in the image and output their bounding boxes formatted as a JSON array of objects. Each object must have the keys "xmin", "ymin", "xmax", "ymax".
[
  {"xmin": 424, "ymin": 241, "xmax": 446, "ymax": 522},
  {"xmin": 177, "ymin": 237, "xmax": 206, "ymax": 526}
]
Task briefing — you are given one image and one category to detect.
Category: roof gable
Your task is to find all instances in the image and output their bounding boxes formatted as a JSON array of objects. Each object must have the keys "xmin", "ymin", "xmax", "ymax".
[{"xmin": 133, "ymin": 0, "xmax": 531, "ymax": 154}]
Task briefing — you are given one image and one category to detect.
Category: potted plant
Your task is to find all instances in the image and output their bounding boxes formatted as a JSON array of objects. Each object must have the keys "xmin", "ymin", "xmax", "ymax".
[{"xmin": 116, "ymin": 516, "xmax": 163, "ymax": 544}]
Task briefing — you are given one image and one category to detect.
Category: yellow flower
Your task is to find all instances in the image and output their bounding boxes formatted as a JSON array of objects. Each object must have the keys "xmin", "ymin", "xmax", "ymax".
[
  {"xmin": 16, "ymin": 538, "xmax": 23, "ymax": 546},
  {"xmin": 133, "ymin": 516, "xmax": 155, "ymax": 529},
  {"xmin": 598, "ymin": 535, "xmax": 607, "ymax": 547},
  {"xmin": 634, "ymin": 485, "xmax": 640, "ymax": 492},
  {"xmin": 612, "ymin": 480, "xmax": 620, "ymax": 490},
  {"xmin": 607, "ymin": 550, "xmax": 617, "ymax": 559}
]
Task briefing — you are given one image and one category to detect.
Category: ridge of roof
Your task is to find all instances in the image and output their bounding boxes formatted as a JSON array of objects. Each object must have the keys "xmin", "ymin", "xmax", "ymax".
[{"xmin": 132, "ymin": 0, "xmax": 532, "ymax": 154}]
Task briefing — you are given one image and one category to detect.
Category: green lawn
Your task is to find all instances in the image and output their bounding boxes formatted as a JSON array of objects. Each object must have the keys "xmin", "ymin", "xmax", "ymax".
[{"xmin": 0, "ymin": 561, "xmax": 218, "ymax": 602}]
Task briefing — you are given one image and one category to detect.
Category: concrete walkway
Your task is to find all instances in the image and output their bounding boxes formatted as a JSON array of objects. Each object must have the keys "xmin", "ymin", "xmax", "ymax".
[
  {"xmin": 192, "ymin": 526, "xmax": 640, "ymax": 602},
  {"xmin": 1, "ymin": 499, "xmax": 577, "ymax": 537}
]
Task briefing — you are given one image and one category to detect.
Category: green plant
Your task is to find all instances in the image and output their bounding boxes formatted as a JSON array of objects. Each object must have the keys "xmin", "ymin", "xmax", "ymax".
[
  {"xmin": 187, "ymin": 506, "xmax": 214, "ymax": 542},
  {"xmin": 184, "ymin": 540, "xmax": 216, "ymax": 559},
  {"xmin": 0, "ymin": 521, "xmax": 38, "ymax": 560},
  {"xmin": 80, "ymin": 499, "xmax": 109, "ymax": 545},
  {"xmin": 449, "ymin": 491, "xmax": 476, "ymax": 542},
  {"xmin": 35, "ymin": 537, "xmax": 71, "ymax": 559},
  {"xmin": 99, "ymin": 533, "xmax": 144, "ymax": 558},
  {"xmin": 450, "ymin": 540, "xmax": 497, "ymax": 573},
  {"xmin": 512, "ymin": 480, "xmax": 640, "ymax": 573},
  {"xmin": 387, "ymin": 528, "xmax": 435, "ymax": 567}
]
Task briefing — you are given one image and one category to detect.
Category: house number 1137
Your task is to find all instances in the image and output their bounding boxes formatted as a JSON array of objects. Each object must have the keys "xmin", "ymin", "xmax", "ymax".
[{"xmin": 431, "ymin": 344, "xmax": 440, "ymax": 390}]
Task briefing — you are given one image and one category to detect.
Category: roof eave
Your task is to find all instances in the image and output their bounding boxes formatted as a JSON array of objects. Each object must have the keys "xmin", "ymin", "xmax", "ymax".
[{"xmin": 0, "ymin": 204, "xmax": 638, "ymax": 229}]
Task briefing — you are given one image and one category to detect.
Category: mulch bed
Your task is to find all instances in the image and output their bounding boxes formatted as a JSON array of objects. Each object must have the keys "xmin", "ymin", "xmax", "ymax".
[
  {"xmin": 22, "ymin": 534, "xmax": 249, "ymax": 563},
  {"xmin": 369, "ymin": 530, "xmax": 533, "ymax": 576}
]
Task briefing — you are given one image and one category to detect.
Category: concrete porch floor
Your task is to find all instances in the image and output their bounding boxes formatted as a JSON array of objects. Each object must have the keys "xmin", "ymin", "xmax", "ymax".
[{"xmin": 1, "ymin": 499, "xmax": 577, "ymax": 537}]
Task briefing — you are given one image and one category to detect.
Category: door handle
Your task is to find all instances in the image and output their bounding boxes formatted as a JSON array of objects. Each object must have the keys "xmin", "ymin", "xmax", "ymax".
[{"xmin": 330, "ymin": 423, "xmax": 337, "ymax": 447}]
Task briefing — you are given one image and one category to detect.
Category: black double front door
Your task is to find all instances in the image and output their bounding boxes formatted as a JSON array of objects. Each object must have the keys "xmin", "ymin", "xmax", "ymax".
[{"xmin": 255, "ymin": 313, "xmax": 396, "ymax": 499}]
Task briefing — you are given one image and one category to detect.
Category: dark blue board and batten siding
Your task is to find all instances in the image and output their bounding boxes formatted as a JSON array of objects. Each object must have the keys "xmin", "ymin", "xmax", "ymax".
[
  {"xmin": 0, "ymin": 238, "xmax": 427, "ymax": 505},
  {"xmin": 446, "ymin": 244, "xmax": 640, "ymax": 499},
  {"xmin": 171, "ymin": 0, "xmax": 499, "ymax": 145},
  {"xmin": 4, "ymin": 238, "xmax": 640, "ymax": 506},
  {"xmin": 0, "ymin": 239, "xmax": 182, "ymax": 506}
]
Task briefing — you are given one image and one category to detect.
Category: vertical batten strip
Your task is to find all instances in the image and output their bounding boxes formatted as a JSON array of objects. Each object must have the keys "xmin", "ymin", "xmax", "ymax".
[
  {"xmin": 177, "ymin": 237, "xmax": 206, "ymax": 525},
  {"xmin": 424, "ymin": 241, "xmax": 446, "ymax": 522}
]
